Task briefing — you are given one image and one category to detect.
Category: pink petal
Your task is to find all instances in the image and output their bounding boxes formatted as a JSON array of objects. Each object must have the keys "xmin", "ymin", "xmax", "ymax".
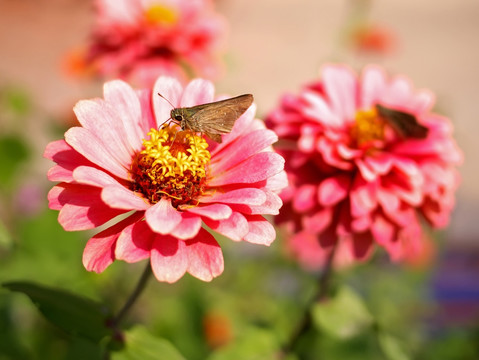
[
  {"xmin": 292, "ymin": 184, "xmax": 317, "ymax": 213},
  {"xmin": 371, "ymin": 214, "xmax": 396, "ymax": 246},
  {"xmin": 53, "ymin": 184, "xmax": 126, "ymax": 230},
  {"xmin": 243, "ymin": 215, "xmax": 276, "ymax": 246},
  {"xmin": 208, "ymin": 152, "xmax": 284, "ymax": 186},
  {"xmin": 203, "ymin": 211, "xmax": 249, "ymax": 242},
  {"xmin": 350, "ymin": 177, "xmax": 378, "ymax": 217},
  {"xmin": 44, "ymin": 140, "xmax": 95, "ymax": 182},
  {"xmin": 116, "ymin": 220, "xmax": 154, "ymax": 263},
  {"xmin": 171, "ymin": 213, "xmax": 203, "ymax": 240},
  {"xmin": 364, "ymin": 155, "xmax": 393, "ymax": 176},
  {"xmin": 199, "ymin": 188, "xmax": 266, "ymax": 206},
  {"xmin": 152, "ymin": 76, "xmax": 183, "ymax": 127},
  {"xmin": 303, "ymin": 208, "xmax": 333, "ymax": 234},
  {"xmin": 103, "ymin": 80, "xmax": 144, "ymax": 153},
  {"xmin": 186, "ymin": 203, "xmax": 232, "ymax": 220},
  {"xmin": 101, "ymin": 185, "xmax": 150, "ymax": 210},
  {"xmin": 356, "ymin": 158, "xmax": 377, "ymax": 182},
  {"xmin": 83, "ymin": 213, "xmax": 142, "ymax": 272},
  {"xmin": 145, "ymin": 198, "xmax": 182, "ymax": 234},
  {"xmin": 150, "ymin": 235, "xmax": 188, "ymax": 283},
  {"xmin": 180, "ymin": 79, "xmax": 215, "ymax": 107},
  {"xmin": 210, "ymin": 129, "xmax": 278, "ymax": 173},
  {"xmin": 318, "ymin": 175, "xmax": 350, "ymax": 206},
  {"xmin": 73, "ymin": 99, "xmax": 133, "ymax": 166},
  {"xmin": 137, "ymin": 89, "xmax": 158, "ymax": 132},
  {"xmin": 185, "ymin": 228, "xmax": 224, "ymax": 281},
  {"xmin": 65, "ymin": 127, "xmax": 129, "ymax": 180}
]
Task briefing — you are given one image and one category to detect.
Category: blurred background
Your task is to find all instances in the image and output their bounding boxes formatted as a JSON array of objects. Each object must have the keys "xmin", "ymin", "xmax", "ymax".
[{"xmin": 0, "ymin": 0, "xmax": 478, "ymax": 359}]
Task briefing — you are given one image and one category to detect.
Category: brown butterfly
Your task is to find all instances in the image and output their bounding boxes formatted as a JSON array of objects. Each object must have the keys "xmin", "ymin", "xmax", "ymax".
[
  {"xmin": 376, "ymin": 104, "xmax": 428, "ymax": 139},
  {"xmin": 164, "ymin": 94, "xmax": 254, "ymax": 143}
]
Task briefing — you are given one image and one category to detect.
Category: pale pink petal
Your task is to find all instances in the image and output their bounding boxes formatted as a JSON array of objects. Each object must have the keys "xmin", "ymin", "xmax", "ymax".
[
  {"xmin": 116, "ymin": 220, "xmax": 154, "ymax": 262},
  {"xmin": 243, "ymin": 215, "xmax": 276, "ymax": 246},
  {"xmin": 208, "ymin": 152, "xmax": 284, "ymax": 186},
  {"xmin": 321, "ymin": 64, "xmax": 357, "ymax": 121},
  {"xmin": 301, "ymin": 90, "xmax": 340, "ymax": 127},
  {"xmin": 203, "ymin": 212, "xmax": 249, "ymax": 242},
  {"xmin": 228, "ymin": 190, "xmax": 283, "ymax": 215},
  {"xmin": 101, "ymin": 185, "xmax": 150, "ymax": 210},
  {"xmin": 73, "ymin": 99, "xmax": 133, "ymax": 165},
  {"xmin": 185, "ymin": 228, "xmax": 224, "ymax": 281},
  {"xmin": 65, "ymin": 127, "xmax": 129, "ymax": 179},
  {"xmin": 171, "ymin": 213, "xmax": 203, "ymax": 240},
  {"xmin": 83, "ymin": 213, "xmax": 142, "ymax": 272},
  {"xmin": 186, "ymin": 203, "xmax": 232, "ymax": 220},
  {"xmin": 360, "ymin": 65, "xmax": 387, "ymax": 108},
  {"xmin": 103, "ymin": 80, "xmax": 144, "ymax": 152},
  {"xmin": 145, "ymin": 198, "xmax": 182, "ymax": 234},
  {"xmin": 199, "ymin": 188, "xmax": 266, "ymax": 206},
  {"xmin": 152, "ymin": 76, "xmax": 183, "ymax": 127},
  {"xmin": 180, "ymin": 79, "xmax": 215, "ymax": 107},
  {"xmin": 150, "ymin": 235, "xmax": 188, "ymax": 283},
  {"xmin": 72, "ymin": 166, "xmax": 119, "ymax": 187}
]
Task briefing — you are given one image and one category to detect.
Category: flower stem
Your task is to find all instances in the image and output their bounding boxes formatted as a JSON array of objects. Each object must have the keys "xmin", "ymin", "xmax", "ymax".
[
  {"xmin": 281, "ymin": 241, "xmax": 338, "ymax": 356},
  {"xmin": 112, "ymin": 261, "xmax": 153, "ymax": 328}
]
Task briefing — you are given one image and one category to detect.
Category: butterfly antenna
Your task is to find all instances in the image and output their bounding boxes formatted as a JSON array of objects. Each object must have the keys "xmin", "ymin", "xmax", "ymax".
[{"xmin": 158, "ymin": 93, "xmax": 176, "ymax": 109}]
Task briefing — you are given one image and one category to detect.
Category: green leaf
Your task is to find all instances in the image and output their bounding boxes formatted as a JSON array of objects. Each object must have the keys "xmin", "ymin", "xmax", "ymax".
[
  {"xmin": 208, "ymin": 327, "xmax": 279, "ymax": 360},
  {"xmin": 378, "ymin": 333, "xmax": 411, "ymax": 360},
  {"xmin": 3, "ymin": 281, "xmax": 112, "ymax": 342},
  {"xmin": 312, "ymin": 285, "xmax": 373, "ymax": 339},
  {"xmin": 0, "ymin": 220, "xmax": 12, "ymax": 250},
  {"xmin": 111, "ymin": 326, "xmax": 186, "ymax": 360}
]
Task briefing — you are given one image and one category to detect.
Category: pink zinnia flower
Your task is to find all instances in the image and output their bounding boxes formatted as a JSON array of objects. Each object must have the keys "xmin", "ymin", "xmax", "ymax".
[
  {"xmin": 44, "ymin": 77, "xmax": 286, "ymax": 283},
  {"xmin": 267, "ymin": 64, "xmax": 462, "ymax": 268},
  {"xmin": 82, "ymin": 0, "xmax": 226, "ymax": 86}
]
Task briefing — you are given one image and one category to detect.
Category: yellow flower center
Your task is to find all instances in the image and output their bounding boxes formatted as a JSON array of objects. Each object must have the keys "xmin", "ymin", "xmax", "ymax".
[
  {"xmin": 144, "ymin": 4, "xmax": 178, "ymax": 25},
  {"xmin": 130, "ymin": 125, "xmax": 210, "ymax": 209},
  {"xmin": 350, "ymin": 107, "xmax": 385, "ymax": 147}
]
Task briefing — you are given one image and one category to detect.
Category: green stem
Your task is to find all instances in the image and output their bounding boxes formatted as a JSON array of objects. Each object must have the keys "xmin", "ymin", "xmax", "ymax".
[
  {"xmin": 112, "ymin": 261, "xmax": 153, "ymax": 328},
  {"xmin": 281, "ymin": 241, "xmax": 338, "ymax": 356}
]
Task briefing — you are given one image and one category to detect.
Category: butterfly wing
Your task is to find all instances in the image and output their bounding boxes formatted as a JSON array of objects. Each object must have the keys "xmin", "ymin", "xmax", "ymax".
[
  {"xmin": 376, "ymin": 104, "xmax": 428, "ymax": 139},
  {"xmin": 188, "ymin": 94, "xmax": 254, "ymax": 142}
]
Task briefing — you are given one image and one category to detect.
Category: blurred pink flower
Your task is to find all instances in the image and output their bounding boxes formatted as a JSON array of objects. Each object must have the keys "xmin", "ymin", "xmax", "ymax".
[
  {"xmin": 267, "ymin": 64, "xmax": 462, "ymax": 269},
  {"xmin": 44, "ymin": 77, "xmax": 286, "ymax": 283},
  {"xmin": 82, "ymin": 0, "xmax": 226, "ymax": 86}
]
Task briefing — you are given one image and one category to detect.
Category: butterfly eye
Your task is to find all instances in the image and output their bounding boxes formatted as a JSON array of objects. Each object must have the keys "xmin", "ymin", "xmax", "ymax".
[{"xmin": 174, "ymin": 115, "xmax": 183, "ymax": 121}]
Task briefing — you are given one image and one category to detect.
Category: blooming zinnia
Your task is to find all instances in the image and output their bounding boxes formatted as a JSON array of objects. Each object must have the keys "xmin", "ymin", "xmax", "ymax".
[
  {"xmin": 45, "ymin": 77, "xmax": 286, "ymax": 283},
  {"xmin": 266, "ymin": 64, "xmax": 462, "ymax": 268},
  {"xmin": 80, "ymin": 0, "xmax": 226, "ymax": 86}
]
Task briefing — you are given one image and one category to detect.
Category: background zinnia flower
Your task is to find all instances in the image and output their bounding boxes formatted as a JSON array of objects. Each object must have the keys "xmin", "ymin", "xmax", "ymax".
[
  {"xmin": 267, "ymin": 64, "xmax": 463, "ymax": 268},
  {"xmin": 45, "ymin": 76, "xmax": 286, "ymax": 283},
  {"xmin": 80, "ymin": 0, "xmax": 226, "ymax": 86}
]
